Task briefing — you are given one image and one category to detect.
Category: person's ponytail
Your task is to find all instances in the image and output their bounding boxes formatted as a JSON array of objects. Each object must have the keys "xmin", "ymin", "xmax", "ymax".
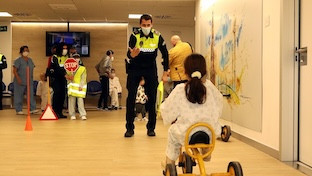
[{"xmin": 184, "ymin": 54, "xmax": 207, "ymax": 104}]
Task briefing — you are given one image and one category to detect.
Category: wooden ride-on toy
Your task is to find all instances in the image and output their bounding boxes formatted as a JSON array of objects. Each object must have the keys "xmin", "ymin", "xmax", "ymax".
[{"xmin": 164, "ymin": 122, "xmax": 243, "ymax": 176}]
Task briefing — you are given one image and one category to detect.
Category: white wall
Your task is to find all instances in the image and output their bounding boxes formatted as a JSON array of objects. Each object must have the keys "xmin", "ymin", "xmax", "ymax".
[
  {"xmin": 195, "ymin": 0, "xmax": 281, "ymax": 151},
  {"xmin": 0, "ymin": 21, "xmax": 12, "ymax": 86}
]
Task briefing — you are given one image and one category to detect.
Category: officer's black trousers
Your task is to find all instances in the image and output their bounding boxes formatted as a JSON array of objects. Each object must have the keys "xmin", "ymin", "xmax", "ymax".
[
  {"xmin": 52, "ymin": 78, "xmax": 66, "ymax": 117},
  {"xmin": 126, "ymin": 73, "xmax": 158, "ymax": 131}
]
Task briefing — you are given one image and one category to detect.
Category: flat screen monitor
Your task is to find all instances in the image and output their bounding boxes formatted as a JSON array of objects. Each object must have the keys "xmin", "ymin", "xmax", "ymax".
[{"xmin": 46, "ymin": 32, "xmax": 90, "ymax": 57}]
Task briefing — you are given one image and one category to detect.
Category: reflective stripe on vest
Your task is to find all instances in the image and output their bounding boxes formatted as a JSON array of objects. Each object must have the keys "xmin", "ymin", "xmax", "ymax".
[
  {"xmin": 0, "ymin": 54, "xmax": 3, "ymax": 64},
  {"xmin": 57, "ymin": 56, "xmax": 67, "ymax": 67},
  {"xmin": 134, "ymin": 29, "xmax": 160, "ymax": 53},
  {"xmin": 67, "ymin": 66, "xmax": 87, "ymax": 98}
]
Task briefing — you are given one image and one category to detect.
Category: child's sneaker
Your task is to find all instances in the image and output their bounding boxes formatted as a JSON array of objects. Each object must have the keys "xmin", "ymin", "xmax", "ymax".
[
  {"xmin": 142, "ymin": 117, "xmax": 148, "ymax": 122},
  {"xmin": 70, "ymin": 116, "xmax": 76, "ymax": 120},
  {"xmin": 81, "ymin": 116, "xmax": 87, "ymax": 120}
]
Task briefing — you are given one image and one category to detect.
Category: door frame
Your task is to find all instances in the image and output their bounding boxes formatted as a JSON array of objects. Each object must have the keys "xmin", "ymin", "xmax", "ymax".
[{"xmin": 279, "ymin": 0, "xmax": 297, "ymax": 162}]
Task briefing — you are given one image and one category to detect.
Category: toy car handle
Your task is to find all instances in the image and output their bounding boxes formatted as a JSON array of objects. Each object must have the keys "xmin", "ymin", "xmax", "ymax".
[{"xmin": 184, "ymin": 122, "xmax": 216, "ymax": 159}]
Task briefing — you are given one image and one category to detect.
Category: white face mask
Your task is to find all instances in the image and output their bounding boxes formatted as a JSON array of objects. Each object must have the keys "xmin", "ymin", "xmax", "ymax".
[
  {"xmin": 22, "ymin": 51, "xmax": 29, "ymax": 57},
  {"xmin": 111, "ymin": 73, "xmax": 116, "ymax": 77},
  {"xmin": 141, "ymin": 27, "xmax": 151, "ymax": 36},
  {"xmin": 111, "ymin": 57, "xmax": 114, "ymax": 61},
  {"xmin": 62, "ymin": 49, "xmax": 68, "ymax": 56}
]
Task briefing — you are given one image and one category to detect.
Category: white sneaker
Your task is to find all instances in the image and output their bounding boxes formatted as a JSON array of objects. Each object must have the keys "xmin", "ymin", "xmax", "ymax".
[
  {"xmin": 70, "ymin": 116, "xmax": 76, "ymax": 120},
  {"xmin": 142, "ymin": 117, "xmax": 148, "ymax": 122},
  {"xmin": 134, "ymin": 117, "xmax": 141, "ymax": 121},
  {"xmin": 30, "ymin": 109, "xmax": 39, "ymax": 114},
  {"xmin": 16, "ymin": 111, "xmax": 24, "ymax": 115},
  {"xmin": 81, "ymin": 116, "xmax": 87, "ymax": 120}
]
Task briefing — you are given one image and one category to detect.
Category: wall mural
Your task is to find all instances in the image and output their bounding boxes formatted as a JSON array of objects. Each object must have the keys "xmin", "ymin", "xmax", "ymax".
[{"xmin": 198, "ymin": 0, "xmax": 262, "ymax": 131}]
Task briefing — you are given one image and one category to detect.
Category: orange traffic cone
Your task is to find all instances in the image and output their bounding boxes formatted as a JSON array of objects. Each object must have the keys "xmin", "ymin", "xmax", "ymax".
[
  {"xmin": 25, "ymin": 115, "xmax": 33, "ymax": 131},
  {"xmin": 24, "ymin": 66, "xmax": 33, "ymax": 131}
]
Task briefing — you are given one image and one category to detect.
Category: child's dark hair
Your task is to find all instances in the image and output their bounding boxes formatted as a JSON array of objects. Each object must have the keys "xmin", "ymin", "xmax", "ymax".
[
  {"xmin": 184, "ymin": 53, "xmax": 207, "ymax": 104},
  {"xmin": 106, "ymin": 50, "xmax": 114, "ymax": 56}
]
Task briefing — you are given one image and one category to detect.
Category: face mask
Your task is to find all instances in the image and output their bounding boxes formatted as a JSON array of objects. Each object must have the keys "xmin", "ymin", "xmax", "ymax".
[
  {"xmin": 62, "ymin": 49, "xmax": 68, "ymax": 56},
  {"xmin": 111, "ymin": 73, "xmax": 116, "ymax": 77},
  {"xmin": 141, "ymin": 27, "xmax": 151, "ymax": 36},
  {"xmin": 22, "ymin": 52, "xmax": 29, "ymax": 57},
  {"xmin": 167, "ymin": 77, "xmax": 172, "ymax": 83},
  {"xmin": 111, "ymin": 57, "xmax": 114, "ymax": 61}
]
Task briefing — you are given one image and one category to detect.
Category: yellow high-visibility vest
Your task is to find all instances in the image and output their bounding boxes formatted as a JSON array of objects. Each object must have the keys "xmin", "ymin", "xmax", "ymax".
[
  {"xmin": 156, "ymin": 81, "xmax": 164, "ymax": 119},
  {"xmin": 67, "ymin": 66, "xmax": 87, "ymax": 98},
  {"xmin": 0, "ymin": 54, "xmax": 3, "ymax": 64},
  {"xmin": 134, "ymin": 29, "xmax": 160, "ymax": 53},
  {"xmin": 56, "ymin": 55, "xmax": 67, "ymax": 67}
]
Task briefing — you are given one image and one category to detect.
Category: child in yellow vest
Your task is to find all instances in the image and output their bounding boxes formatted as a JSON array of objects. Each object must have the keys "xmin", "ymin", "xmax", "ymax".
[{"xmin": 66, "ymin": 53, "xmax": 87, "ymax": 120}]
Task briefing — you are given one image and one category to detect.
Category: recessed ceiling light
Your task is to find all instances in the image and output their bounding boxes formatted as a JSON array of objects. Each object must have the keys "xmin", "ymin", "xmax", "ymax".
[
  {"xmin": 128, "ymin": 14, "xmax": 142, "ymax": 19},
  {"xmin": 0, "ymin": 12, "xmax": 12, "ymax": 17}
]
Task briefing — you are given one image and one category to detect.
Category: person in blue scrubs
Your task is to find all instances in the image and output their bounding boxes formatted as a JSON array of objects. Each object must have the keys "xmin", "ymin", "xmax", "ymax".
[{"xmin": 13, "ymin": 46, "xmax": 38, "ymax": 115}]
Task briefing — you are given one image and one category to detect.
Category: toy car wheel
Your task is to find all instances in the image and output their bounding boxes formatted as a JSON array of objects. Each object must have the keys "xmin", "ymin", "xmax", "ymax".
[
  {"xmin": 165, "ymin": 163, "xmax": 177, "ymax": 176},
  {"xmin": 221, "ymin": 125, "xmax": 231, "ymax": 142},
  {"xmin": 227, "ymin": 161, "xmax": 243, "ymax": 176},
  {"xmin": 181, "ymin": 152, "xmax": 193, "ymax": 173}
]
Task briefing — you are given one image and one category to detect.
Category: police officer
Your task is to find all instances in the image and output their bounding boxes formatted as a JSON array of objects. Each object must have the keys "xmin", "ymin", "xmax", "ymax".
[
  {"xmin": 125, "ymin": 14, "xmax": 169, "ymax": 137},
  {"xmin": 0, "ymin": 52, "xmax": 8, "ymax": 110},
  {"xmin": 49, "ymin": 42, "xmax": 68, "ymax": 118}
]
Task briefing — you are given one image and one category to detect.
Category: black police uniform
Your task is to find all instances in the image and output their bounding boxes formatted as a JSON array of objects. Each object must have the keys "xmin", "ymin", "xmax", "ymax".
[
  {"xmin": 49, "ymin": 55, "xmax": 67, "ymax": 118},
  {"xmin": 0, "ymin": 54, "xmax": 8, "ymax": 110},
  {"xmin": 126, "ymin": 28, "xmax": 169, "ymax": 135}
]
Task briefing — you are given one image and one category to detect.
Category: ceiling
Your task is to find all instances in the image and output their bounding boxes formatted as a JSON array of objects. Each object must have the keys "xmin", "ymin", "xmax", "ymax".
[{"xmin": 0, "ymin": 0, "xmax": 195, "ymax": 26}]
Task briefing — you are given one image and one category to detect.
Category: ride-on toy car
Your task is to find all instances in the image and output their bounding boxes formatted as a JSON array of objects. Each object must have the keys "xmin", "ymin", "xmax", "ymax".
[{"xmin": 164, "ymin": 123, "xmax": 243, "ymax": 176}]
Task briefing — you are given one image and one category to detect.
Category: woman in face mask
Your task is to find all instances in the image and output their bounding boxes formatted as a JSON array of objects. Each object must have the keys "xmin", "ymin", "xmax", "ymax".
[{"xmin": 13, "ymin": 45, "xmax": 39, "ymax": 115}]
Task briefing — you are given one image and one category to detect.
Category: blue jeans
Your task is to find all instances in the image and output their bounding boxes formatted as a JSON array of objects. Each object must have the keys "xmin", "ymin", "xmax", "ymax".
[{"xmin": 14, "ymin": 81, "xmax": 36, "ymax": 112}]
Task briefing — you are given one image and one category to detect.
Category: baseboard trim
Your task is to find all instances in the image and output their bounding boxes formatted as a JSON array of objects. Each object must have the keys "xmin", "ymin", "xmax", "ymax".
[{"xmin": 232, "ymin": 131, "xmax": 280, "ymax": 159}]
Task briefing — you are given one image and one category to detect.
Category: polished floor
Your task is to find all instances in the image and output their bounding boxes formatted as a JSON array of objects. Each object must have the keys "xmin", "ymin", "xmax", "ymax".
[{"xmin": 0, "ymin": 108, "xmax": 307, "ymax": 176}]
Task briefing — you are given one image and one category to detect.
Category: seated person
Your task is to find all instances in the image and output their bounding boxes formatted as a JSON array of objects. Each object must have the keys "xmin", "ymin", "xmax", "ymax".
[
  {"xmin": 109, "ymin": 68, "xmax": 122, "ymax": 110},
  {"xmin": 160, "ymin": 53, "xmax": 223, "ymax": 166}
]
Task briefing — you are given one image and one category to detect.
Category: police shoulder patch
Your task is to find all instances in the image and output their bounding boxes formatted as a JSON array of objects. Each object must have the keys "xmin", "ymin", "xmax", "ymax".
[
  {"xmin": 133, "ymin": 28, "xmax": 141, "ymax": 35},
  {"xmin": 153, "ymin": 29, "xmax": 161, "ymax": 36}
]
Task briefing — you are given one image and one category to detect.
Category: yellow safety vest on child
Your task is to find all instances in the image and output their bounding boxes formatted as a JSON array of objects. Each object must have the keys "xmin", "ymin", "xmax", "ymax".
[{"xmin": 67, "ymin": 66, "xmax": 87, "ymax": 98}]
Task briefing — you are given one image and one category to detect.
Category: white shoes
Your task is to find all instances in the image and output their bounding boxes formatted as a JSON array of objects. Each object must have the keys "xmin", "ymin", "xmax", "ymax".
[
  {"xmin": 70, "ymin": 116, "xmax": 76, "ymax": 120},
  {"xmin": 81, "ymin": 116, "xmax": 87, "ymax": 120},
  {"xmin": 30, "ymin": 109, "xmax": 39, "ymax": 114},
  {"xmin": 16, "ymin": 111, "xmax": 24, "ymax": 115},
  {"xmin": 17, "ymin": 110, "xmax": 39, "ymax": 115},
  {"xmin": 134, "ymin": 117, "xmax": 141, "ymax": 121}
]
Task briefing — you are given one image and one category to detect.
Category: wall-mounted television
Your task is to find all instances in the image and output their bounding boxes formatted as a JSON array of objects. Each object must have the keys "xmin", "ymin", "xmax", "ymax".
[{"xmin": 46, "ymin": 32, "xmax": 90, "ymax": 57}]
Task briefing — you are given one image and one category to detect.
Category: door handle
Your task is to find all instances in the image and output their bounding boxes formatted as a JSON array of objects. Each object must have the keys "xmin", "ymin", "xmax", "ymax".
[{"xmin": 296, "ymin": 47, "xmax": 308, "ymax": 66}]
